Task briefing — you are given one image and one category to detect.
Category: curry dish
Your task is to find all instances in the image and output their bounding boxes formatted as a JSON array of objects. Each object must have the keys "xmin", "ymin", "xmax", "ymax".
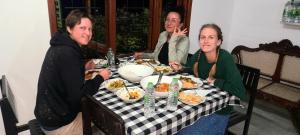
[
  {"xmin": 108, "ymin": 80, "xmax": 125, "ymax": 90},
  {"xmin": 120, "ymin": 89, "xmax": 141, "ymax": 100},
  {"xmin": 155, "ymin": 83, "xmax": 169, "ymax": 92}
]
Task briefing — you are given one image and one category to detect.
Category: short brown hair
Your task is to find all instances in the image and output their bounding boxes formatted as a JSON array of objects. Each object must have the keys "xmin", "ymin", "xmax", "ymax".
[{"xmin": 65, "ymin": 9, "xmax": 94, "ymax": 30}]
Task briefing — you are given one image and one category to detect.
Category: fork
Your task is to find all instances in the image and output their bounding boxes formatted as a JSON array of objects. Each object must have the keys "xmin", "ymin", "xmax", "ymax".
[{"xmin": 142, "ymin": 59, "xmax": 156, "ymax": 69}]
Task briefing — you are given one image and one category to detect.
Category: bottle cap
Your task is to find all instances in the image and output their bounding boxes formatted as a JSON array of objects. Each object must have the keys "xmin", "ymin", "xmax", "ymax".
[{"xmin": 147, "ymin": 82, "xmax": 154, "ymax": 88}]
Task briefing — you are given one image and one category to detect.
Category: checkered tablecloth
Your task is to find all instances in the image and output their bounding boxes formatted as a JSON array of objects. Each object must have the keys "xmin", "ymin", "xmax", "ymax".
[{"xmin": 93, "ymin": 68, "xmax": 241, "ymax": 135}]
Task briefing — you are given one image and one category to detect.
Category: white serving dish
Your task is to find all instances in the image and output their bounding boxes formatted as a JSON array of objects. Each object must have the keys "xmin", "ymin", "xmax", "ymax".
[{"xmin": 118, "ymin": 64, "xmax": 154, "ymax": 83}]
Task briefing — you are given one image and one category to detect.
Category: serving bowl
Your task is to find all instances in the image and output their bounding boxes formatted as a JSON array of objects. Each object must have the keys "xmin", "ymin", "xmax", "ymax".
[{"xmin": 118, "ymin": 64, "xmax": 154, "ymax": 83}]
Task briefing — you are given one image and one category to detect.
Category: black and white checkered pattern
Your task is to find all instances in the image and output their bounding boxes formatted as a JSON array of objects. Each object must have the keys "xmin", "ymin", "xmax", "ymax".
[{"xmin": 94, "ymin": 68, "xmax": 241, "ymax": 135}]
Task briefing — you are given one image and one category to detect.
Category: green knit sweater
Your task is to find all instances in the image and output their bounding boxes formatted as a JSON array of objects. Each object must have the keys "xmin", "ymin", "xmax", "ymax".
[{"xmin": 185, "ymin": 49, "xmax": 246, "ymax": 115}]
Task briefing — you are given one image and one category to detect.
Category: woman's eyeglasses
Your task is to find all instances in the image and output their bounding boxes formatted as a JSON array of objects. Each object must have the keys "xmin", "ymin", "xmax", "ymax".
[{"xmin": 165, "ymin": 18, "xmax": 180, "ymax": 24}]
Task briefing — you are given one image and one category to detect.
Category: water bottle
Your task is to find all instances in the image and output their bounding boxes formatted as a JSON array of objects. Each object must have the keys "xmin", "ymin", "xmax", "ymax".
[
  {"xmin": 282, "ymin": 0, "xmax": 295, "ymax": 23},
  {"xmin": 292, "ymin": 2, "xmax": 300, "ymax": 23},
  {"xmin": 144, "ymin": 82, "xmax": 156, "ymax": 117},
  {"xmin": 282, "ymin": 1, "xmax": 291, "ymax": 22},
  {"xmin": 107, "ymin": 48, "xmax": 115, "ymax": 68},
  {"xmin": 166, "ymin": 78, "xmax": 180, "ymax": 111}
]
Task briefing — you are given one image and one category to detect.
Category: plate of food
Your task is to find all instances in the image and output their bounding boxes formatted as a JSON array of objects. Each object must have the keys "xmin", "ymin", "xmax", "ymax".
[
  {"xmin": 178, "ymin": 90, "xmax": 206, "ymax": 105},
  {"xmin": 154, "ymin": 66, "xmax": 174, "ymax": 75},
  {"xmin": 85, "ymin": 69, "xmax": 102, "ymax": 80},
  {"xmin": 140, "ymin": 75, "xmax": 182, "ymax": 97},
  {"xmin": 179, "ymin": 89, "xmax": 213, "ymax": 105},
  {"xmin": 102, "ymin": 78, "xmax": 127, "ymax": 92},
  {"xmin": 135, "ymin": 59, "xmax": 160, "ymax": 65},
  {"xmin": 93, "ymin": 59, "xmax": 108, "ymax": 68},
  {"xmin": 115, "ymin": 87, "xmax": 145, "ymax": 103},
  {"xmin": 177, "ymin": 75, "xmax": 203, "ymax": 89}
]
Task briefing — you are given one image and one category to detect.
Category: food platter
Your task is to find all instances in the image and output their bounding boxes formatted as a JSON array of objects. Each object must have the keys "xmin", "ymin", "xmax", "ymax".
[
  {"xmin": 176, "ymin": 75, "xmax": 203, "ymax": 89},
  {"xmin": 178, "ymin": 89, "xmax": 213, "ymax": 105},
  {"xmin": 140, "ymin": 75, "xmax": 182, "ymax": 97},
  {"xmin": 115, "ymin": 87, "xmax": 145, "ymax": 103},
  {"xmin": 154, "ymin": 66, "xmax": 174, "ymax": 75},
  {"xmin": 135, "ymin": 59, "xmax": 160, "ymax": 65}
]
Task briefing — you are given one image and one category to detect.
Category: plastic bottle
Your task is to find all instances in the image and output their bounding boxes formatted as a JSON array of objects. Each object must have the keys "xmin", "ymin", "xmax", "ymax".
[
  {"xmin": 282, "ymin": 1, "xmax": 292, "ymax": 23},
  {"xmin": 144, "ymin": 82, "xmax": 156, "ymax": 117},
  {"xmin": 107, "ymin": 48, "xmax": 115, "ymax": 68},
  {"xmin": 292, "ymin": 2, "xmax": 300, "ymax": 23},
  {"xmin": 166, "ymin": 78, "xmax": 180, "ymax": 111}
]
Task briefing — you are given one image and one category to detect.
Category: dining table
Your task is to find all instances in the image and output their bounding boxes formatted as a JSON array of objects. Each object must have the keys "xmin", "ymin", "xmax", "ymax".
[{"xmin": 88, "ymin": 60, "xmax": 242, "ymax": 135}]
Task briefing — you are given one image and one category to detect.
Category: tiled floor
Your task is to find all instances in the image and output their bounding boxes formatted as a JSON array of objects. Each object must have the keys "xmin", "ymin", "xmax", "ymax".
[{"xmin": 229, "ymin": 99, "xmax": 299, "ymax": 135}]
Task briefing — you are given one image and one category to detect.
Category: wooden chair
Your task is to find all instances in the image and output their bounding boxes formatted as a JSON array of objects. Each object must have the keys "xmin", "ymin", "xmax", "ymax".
[
  {"xmin": 81, "ymin": 94, "xmax": 125, "ymax": 135},
  {"xmin": 0, "ymin": 75, "xmax": 44, "ymax": 135},
  {"xmin": 226, "ymin": 64, "xmax": 260, "ymax": 135}
]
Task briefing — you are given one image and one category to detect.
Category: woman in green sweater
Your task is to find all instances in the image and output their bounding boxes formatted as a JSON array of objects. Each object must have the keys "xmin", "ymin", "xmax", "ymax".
[{"xmin": 170, "ymin": 23, "xmax": 246, "ymax": 135}]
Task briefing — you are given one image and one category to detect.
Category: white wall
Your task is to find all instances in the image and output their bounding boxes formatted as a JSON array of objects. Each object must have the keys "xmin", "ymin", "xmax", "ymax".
[
  {"xmin": 0, "ymin": 0, "xmax": 50, "ymax": 134},
  {"xmin": 189, "ymin": 0, "xmax": 300, "ymax": 53},
  {"xmin": 189, "ymin": 0, "xmax": 235, "ymax": 54},
  {"xmin": 227, "ymin": 0, "xmax": 300, "ymax": 51}
]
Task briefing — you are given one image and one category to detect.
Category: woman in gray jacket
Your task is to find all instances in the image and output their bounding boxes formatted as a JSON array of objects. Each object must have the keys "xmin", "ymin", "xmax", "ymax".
[{"xmin": 134, "ymin": 7, "xmax": 190, "ymax": 65}]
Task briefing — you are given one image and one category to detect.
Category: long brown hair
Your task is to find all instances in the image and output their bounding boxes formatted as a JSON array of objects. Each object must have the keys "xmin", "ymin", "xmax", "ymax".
[{"xmin": 193, "ymin": 23, "xmax": 223, "ymax": 79}]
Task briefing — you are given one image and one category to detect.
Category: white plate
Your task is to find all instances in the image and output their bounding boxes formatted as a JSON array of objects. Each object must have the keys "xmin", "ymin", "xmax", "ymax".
[
  {"xmin": 153, "ymin": 66, "xmax": 174, "ymax": 75},
  {"xmin": 178, "ymin": 89, "xmax": 212, "ymax": 105},
  {"xmin": 85, "ymin": 70, "xmax": 98, "ymax": 80},
  {"xmin": 135, "ymin": 59, "xmax": 160, "ymax": 65},
  {"xmin": 93, "ymin": 59, "xmax": 108, "ymax": 68},
  {"xmin": 115, "ymin": 87, "xmax": 145, "ymax": 103},
  {"xmin": 140, "ymin": 75, "xmax": 182, "ymax": 98},
  {"xmin": 101, "ymin": 78, "xmax": 127, "ymax": 92},
  {"xmin": 175, "ymin": 75, "xmax": 203, "ymax": 89}
]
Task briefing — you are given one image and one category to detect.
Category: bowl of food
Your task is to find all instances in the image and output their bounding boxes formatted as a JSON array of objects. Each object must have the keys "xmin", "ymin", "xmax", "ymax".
[
  {"xmin": 115, "ymin": 87, "xmax": 145, "ymax": 103},
  {"xmin": 102, "ymin": 78, "xmax": 127, "ymax": 92},
  {"xmin": 140, "ymin": 75, "xmax": 182, "ymax": 97},
  {"xmin": 118, "ymin": 64, "xmax": 154, "ymax": 83}
]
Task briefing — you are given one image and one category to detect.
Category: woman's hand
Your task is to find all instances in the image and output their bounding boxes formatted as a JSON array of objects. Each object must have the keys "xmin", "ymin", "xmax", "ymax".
[
  {"xmin": 206, "ymin": 77, "xmax": 216, "ymax": 85},
  {"xmin": 133, "ymin": 52, "xmax": 143, "ymax": 59},
  {"xmin": 85, "ymin": 60, "xmax": 95, "ymax": 70},
  {"xmin": 169, "ymin": 61, "xmax": 182, "ymax": 71},
  {"xmin": 171, "ymin": 27, "xmax": 188, "ymax": 38},
  {"xmin": 98, "ymin": 68, "xmax": 111, "ymax": 80}
]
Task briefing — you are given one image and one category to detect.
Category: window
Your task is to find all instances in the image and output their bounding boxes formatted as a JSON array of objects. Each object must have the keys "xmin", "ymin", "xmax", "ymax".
[{"xmin": 47, "ymin": 0, "xmax": 192, "ymax": 54}]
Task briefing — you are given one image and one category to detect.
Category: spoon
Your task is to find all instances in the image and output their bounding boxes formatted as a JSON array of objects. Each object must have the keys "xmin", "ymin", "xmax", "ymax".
[
  {"xmin": 154, "ymin": 72, "xmax": 163, "ymax": 88},
  {"xmin": 123, "ymin": 81, "xmax": 134, "ymax": 99}
]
